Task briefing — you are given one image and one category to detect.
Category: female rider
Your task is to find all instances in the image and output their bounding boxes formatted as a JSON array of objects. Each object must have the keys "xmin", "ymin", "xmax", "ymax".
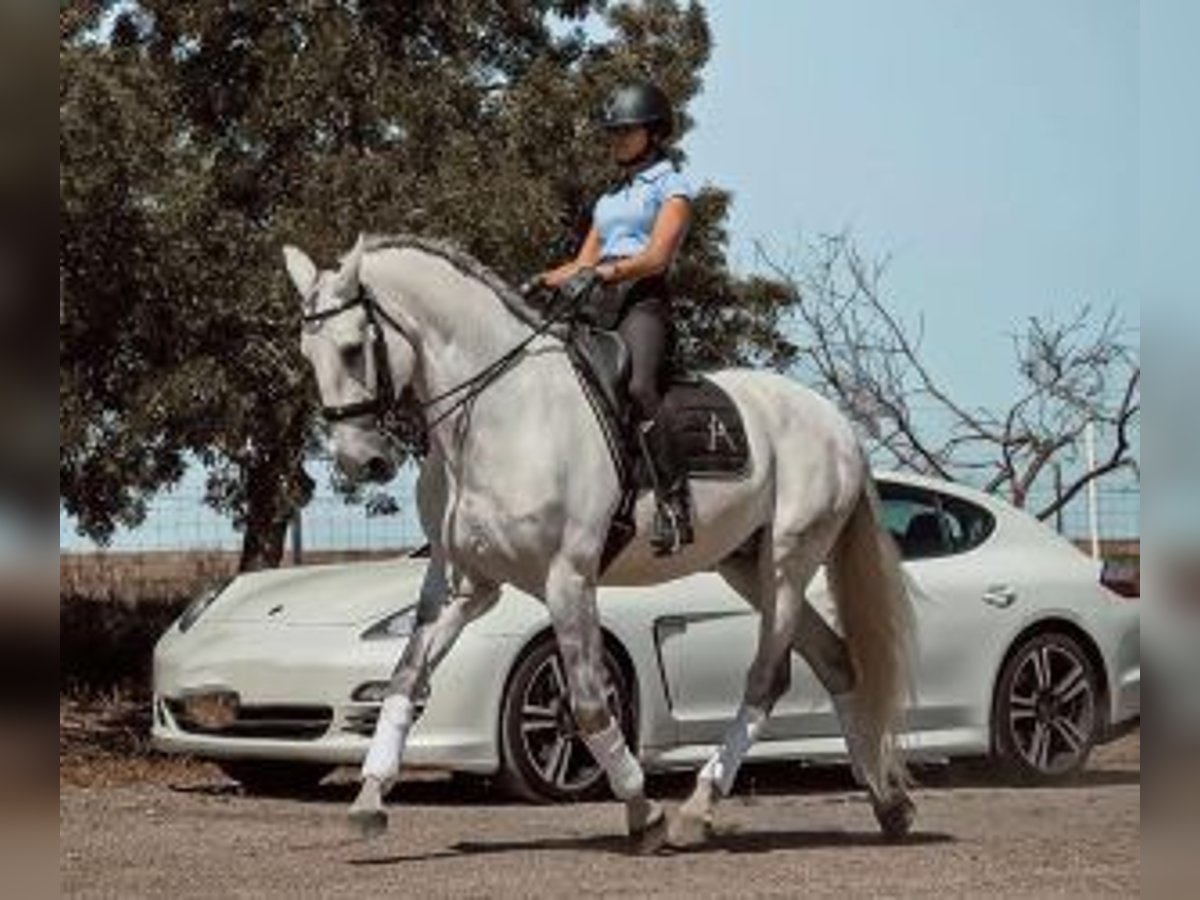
[{"xmin": 536, "ymin": 81, "xmax": 694, "ymax": 556}]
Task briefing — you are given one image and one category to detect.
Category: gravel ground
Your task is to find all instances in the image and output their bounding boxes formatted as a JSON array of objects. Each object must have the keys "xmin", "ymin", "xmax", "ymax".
[{"xmin": 61, "ymin": 731, "xmax": 1139, "ymax": 899}]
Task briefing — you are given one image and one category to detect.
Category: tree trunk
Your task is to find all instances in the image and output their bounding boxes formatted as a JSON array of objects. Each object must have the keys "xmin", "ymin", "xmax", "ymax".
[
  {"xmin": 238, "ymin": 424, "xmax": 314, "ymax": 573},
  {"xmin": 239, "ymin": 511, "xmax": 289, "ymax": 572},
  {"xmin": 238, "ymin": 462, "xmax": 293, "ymax": 572}
]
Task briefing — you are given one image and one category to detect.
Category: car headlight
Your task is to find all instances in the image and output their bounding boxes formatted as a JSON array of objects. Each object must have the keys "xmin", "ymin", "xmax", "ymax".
[
  {"xmin": 361, "ymin": 606, "xmax": 417, "ymax": 641},
  {"xmin": 177, "ymin": 579, "xmax": 232, "ymax": 633}
]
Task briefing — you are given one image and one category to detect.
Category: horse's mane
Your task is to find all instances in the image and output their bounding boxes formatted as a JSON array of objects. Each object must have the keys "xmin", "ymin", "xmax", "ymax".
[{"xmin": 362, "ymin": 232, "xmax": 543, "ymax": 329}]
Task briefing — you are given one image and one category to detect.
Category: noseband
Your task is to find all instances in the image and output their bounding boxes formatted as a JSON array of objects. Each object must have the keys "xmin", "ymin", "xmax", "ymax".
[{"xmin": 302, "ymin": 284, "xmax": 565, "ymax": 457}]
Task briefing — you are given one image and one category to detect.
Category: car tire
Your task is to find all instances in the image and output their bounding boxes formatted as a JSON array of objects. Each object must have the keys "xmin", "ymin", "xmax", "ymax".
[
  {"xmin": 217, "ymin": 760, "xmax": 335, "ymax": 796},
  {"xmin": 993, "ymin": 631, "xmax": 1101, "ymax": 783},
  {"xmin": 498, "ymin": 635, "xmax": 636, "ymax": 803}
]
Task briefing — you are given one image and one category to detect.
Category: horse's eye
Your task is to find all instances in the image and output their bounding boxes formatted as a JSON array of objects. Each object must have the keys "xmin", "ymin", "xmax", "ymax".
[{"xmin": 342, "ymin": 344, "xmax": 366, "ymax": 366}]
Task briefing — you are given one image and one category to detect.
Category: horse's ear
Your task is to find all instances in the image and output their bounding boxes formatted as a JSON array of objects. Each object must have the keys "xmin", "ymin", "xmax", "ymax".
[
  {"xmin": 282, "ymin": 245, "xmax": 318, "ymax": 300},
  {"xmin": 331, "ymin": 234, "xmax": 365, "ymax": 298}
]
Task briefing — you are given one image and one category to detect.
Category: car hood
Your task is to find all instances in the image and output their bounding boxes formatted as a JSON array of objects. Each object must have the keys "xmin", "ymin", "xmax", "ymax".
[{"xmin": 210, "ymin": 558, "xmax": 429, "ymax": 626}]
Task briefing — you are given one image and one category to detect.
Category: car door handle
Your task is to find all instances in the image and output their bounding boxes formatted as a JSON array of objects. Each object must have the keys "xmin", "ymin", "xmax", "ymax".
[{"xmin": 982, "ymin": 585, "xmax": 1017, "ymax": 609}]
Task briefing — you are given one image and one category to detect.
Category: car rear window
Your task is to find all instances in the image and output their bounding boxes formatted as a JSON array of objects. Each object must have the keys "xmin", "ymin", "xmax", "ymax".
[{"xmin": 877, "ymin": 481, "xmax": 996, "ymax": 559}]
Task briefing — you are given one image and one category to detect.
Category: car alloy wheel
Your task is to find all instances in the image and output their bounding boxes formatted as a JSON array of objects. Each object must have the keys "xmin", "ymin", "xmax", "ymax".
[
  {"xmin": 994, "ymin": 632, "xmax": 1100, "ymax": 782},
  {"xmin": 499, "ymin": 636, "xmax": 635, "ymax": 803}
]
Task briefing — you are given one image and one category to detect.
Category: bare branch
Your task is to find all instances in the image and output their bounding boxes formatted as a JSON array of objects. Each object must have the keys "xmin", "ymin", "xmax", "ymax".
[
  {"xmin": 1034, "ymin": 369, "xmax": 1140, "ymax": 521},
  {"xmin": 756, "ymin": 232, "xmax": 1139, "ymax": 524}
]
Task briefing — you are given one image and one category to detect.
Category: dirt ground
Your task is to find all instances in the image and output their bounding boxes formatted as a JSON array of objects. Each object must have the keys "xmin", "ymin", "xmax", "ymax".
[{"xmin": 60, "ymin": 729, "xmax": 1139, "ymax": 899}]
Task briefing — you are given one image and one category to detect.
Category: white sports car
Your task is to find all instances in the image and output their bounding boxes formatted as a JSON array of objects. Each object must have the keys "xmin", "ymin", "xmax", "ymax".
[{"xmin": 152, "ymin": 472, "xmax": 1140, "ymax": 800}]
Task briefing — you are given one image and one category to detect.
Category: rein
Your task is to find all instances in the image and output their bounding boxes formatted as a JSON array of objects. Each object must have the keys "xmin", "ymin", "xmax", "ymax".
[{"xmin": 302, "ymin": 283, "xmax": 567, "ymax": 456}]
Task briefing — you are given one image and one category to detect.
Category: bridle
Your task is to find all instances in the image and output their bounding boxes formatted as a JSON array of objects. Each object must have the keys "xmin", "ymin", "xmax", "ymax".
[
  {"xmin": 301, "ymin": 283, "xmax": 565, "ymax": 457},
  {"xmin": 302, "ymin": 288, "xmax": 409, "ymax": 424}
]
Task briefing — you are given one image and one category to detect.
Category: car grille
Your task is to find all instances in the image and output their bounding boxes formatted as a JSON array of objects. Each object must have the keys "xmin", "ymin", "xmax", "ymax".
[{"xmin": 166, "ymin": 700, "xmax": 333, "ymax": 740}]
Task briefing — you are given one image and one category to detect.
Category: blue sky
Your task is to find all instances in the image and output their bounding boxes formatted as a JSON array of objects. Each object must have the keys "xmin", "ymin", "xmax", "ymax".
[
  {"xmin": 683, "ymin": 0, "xmax": 1139, "ymax": 410},
  {"xmin": 1140, "ymin": 0, "xmax": 1199, "ymax": 322},
  {"xmin": 65, "ymin": 0, "xmax": 1175, "ymax": 550}
]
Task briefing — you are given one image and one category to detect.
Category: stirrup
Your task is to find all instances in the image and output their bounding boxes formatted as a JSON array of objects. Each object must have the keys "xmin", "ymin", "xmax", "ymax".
[
  {"xmin": 651, "ymin": 506, "xmax": 681, "ymax": 556},
  {"xmin": 651, "ymin": 500, "xmax": 693, "ymax": 556}
]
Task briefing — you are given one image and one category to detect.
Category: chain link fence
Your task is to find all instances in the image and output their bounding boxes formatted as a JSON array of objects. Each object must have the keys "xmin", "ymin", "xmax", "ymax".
[{"xmin": 60, "ymin": 462, "xmax": 1139, "ymax": 601}]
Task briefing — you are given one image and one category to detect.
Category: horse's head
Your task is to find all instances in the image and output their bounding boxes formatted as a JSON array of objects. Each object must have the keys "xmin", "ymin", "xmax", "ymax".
[{"xmin": 284, "ymin": 235, "xmax": 417, "ymax": 483}]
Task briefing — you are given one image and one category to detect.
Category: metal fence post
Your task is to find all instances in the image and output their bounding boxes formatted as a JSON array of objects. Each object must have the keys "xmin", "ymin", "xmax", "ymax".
[
  {"xmin": 1053, "ymin": 462, "xmax": 1064, "ymax": 534},
  {"xmin": 1086, "ymin": 421, "xmax": 1101, "ymax": 559}
]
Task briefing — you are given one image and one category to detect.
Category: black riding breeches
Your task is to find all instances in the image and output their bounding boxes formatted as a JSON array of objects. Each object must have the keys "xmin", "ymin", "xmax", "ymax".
[{"xmin": 617, "ymin": 295, "xmax": 672, "ymax": 421}]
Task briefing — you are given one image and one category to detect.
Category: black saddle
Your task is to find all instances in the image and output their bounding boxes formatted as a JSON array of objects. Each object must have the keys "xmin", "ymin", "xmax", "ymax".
[
  {"xmin": 567, "ymin": 326, "xmax": 752, "ymax": 569},
  {"xmin": 573, "ymin": 328, "xmax": 631, "ymax": 422}
]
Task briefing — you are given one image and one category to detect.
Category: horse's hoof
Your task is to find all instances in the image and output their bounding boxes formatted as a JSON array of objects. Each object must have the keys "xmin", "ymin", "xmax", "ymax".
[
  {"xmin": 348, "ymin": 806, "xmax": 389, "ymax": 840},
  {"xmin": 633, "ymin": 809, "xmax": 669, "ymax": 856},
  {"xmin": 873, "ymin": 792, "xmax": 916, "ymax": 841},
  {"xmin": 627, "ymin": 798, "xmax": 668, "ymax": 855},
  {"xmin": 666, "ymin": 808, "xmax": 714, "ymax": 850}
]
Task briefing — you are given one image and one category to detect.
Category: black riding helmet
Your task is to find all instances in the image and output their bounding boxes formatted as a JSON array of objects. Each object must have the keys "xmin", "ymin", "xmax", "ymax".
[{"xmin": 600, "ymin": 81, "xmax": 674, "ymax": 140}]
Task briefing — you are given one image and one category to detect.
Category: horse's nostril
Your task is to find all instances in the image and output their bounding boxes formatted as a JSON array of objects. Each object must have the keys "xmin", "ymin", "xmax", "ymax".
[{"xmin": 366, "ymin": 457, "xmax": 392, "ymax": 482}]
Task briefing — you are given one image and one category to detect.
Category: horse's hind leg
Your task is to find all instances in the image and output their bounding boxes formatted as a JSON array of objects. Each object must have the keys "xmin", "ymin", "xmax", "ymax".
[
  {"xmin": 792, "ymin": 589, "xmax": 916, "ymax": 839},
  {"xmin": 670, "ymin": 529, "xmax": 832, "ymax": 848},
  {"xmin": 667, "ymin": 551, "xmax": 766, "ymax": 846},
  {"xmin": 348, "ymin": 563, "xmax": 500, "ymax": 838}
]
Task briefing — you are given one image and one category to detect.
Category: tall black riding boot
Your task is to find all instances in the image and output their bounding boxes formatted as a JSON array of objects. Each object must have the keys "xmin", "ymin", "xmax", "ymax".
[{"xmin": 635, "ymin": 415, "xmax": 695, "ymax": 556}]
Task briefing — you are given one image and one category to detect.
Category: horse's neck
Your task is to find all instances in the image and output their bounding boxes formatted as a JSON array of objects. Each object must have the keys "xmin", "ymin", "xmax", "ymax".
[{"xmin": 365, "ymin": 246, "xmax": 542, "ymax": 429}]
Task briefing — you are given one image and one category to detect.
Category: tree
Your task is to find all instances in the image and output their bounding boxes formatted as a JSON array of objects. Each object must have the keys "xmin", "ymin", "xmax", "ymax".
[
  {"xmin": 761, "ymin": 232, "xmax": 1139, "ymax": 521},
  {"xmin": 60, "ymin": 1, "xmax": 797, "ymax": 569}
]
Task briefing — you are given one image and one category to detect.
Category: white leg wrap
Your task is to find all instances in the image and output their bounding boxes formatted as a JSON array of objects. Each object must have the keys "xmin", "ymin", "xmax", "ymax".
[
  {"xmin": 582, "ymin": 720, "xmax": 644, "ymax": 801},
  {"xmin": 699, "ymin": 706, "xmax": 767, "ymax": 796},
  {"xmin": 361, "ymin": 694, "xmax": 414, "ymax": 781}
]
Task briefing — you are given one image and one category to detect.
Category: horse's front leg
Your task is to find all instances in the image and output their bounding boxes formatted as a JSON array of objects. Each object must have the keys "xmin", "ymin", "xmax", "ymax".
[
  {"xmin": 349, "ymin": 562, "xmax": 499, "ymax": 838},
  {"xmin": 545, "ymin": 557, "xmax": 666, "ymax": 853}
]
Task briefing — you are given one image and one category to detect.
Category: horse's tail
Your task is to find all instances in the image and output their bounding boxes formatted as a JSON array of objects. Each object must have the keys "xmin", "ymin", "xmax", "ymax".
[{"xmin": 825, "ymin": 472, "xmax": 915, "ymax": 791}]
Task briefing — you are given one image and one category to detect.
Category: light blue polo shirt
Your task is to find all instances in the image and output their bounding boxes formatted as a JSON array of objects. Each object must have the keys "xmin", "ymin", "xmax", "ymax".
[{"xmin": 594, "ymin": 158, "xmax": 694, "ymax": 259}]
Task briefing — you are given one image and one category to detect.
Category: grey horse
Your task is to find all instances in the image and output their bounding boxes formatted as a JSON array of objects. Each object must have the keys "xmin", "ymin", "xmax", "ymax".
[{"xmin": 286, "ymin": 234, "xmax": 916, "ymax": 850}]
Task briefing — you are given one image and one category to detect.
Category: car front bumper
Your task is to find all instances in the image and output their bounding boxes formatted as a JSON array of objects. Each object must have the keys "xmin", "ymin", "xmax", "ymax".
[{"xmin": 151, "ymin": 618, "xmax": 521, "ymax": 775}]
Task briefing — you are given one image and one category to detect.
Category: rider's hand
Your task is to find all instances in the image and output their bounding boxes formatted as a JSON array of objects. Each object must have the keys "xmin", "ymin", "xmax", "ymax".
[
  {"xmin": 518, "ymin": 273, "xmax": 545, "ymax": 298},
  {"xmin": 560, "ymin": 267, "xmax": 602, "ymax": 307}
]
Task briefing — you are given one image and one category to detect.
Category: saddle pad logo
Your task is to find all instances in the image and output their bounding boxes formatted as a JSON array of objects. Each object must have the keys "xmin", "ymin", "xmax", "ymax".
[{"xmin": 707, "ymin": 412, "xmax": 738, "ymax": 454}]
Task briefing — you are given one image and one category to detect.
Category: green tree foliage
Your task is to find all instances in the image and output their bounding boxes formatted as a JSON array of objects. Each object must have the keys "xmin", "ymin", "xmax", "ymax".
[{"xmin": 60, "ymin": 1, "xmax": 797, "ymax": 569}]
